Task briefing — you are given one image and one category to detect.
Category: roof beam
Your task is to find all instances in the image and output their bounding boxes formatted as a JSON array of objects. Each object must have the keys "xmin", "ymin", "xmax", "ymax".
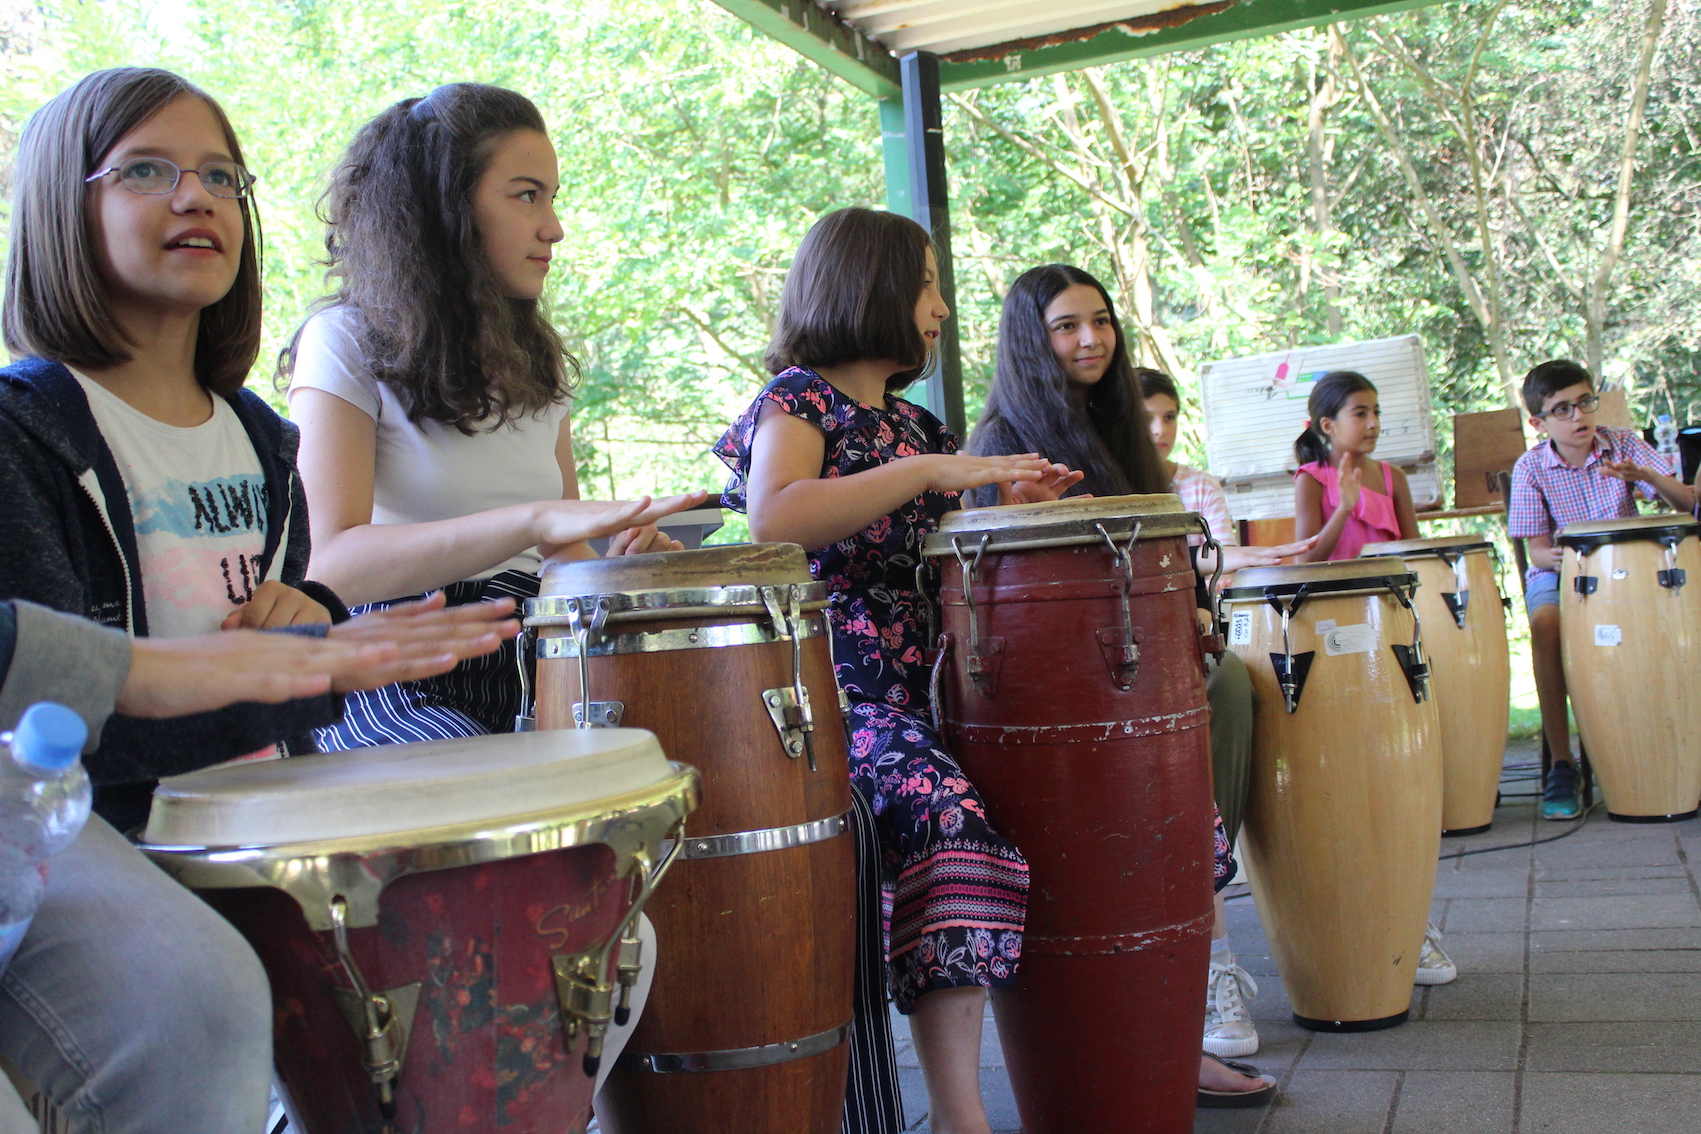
[
  {"xmin": 937, "ymin": 0, "xmax": 1453, "ymax": 91},
  {"xmin": 707, "ymin": 0, "xmax": 903, "ymax": 98}
]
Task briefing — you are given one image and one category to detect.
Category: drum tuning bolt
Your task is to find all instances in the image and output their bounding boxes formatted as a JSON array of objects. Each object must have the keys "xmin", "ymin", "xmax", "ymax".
[
  {"xmin": 760, "ymin": 585, "xmax": 818, "ymax": 771},
  {"xmin": 951, "ymin": 535, "xmax": 1005, "ymax": 697},
  {"xmin": 328, "ymin": 898, "xmax": 419, "ymax": 1121}
]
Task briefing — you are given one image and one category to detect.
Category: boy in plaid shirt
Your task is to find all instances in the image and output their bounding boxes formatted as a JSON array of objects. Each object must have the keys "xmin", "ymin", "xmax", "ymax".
[{"xmin": 1507, "ymin": 360, "xmax": 1696, "ymax": 819}]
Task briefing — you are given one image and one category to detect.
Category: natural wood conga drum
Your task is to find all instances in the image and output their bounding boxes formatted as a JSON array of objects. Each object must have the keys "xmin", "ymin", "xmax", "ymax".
[
  {"xmin": 1364, "ymin": 536, "xmax": 1512, "ymax": 835},
  {"xmin": 525, "ymin": 545, "xmax": 855, "ymax": 1134},
  {"xmin": 138, "ymin": 731, "xmax": 696, "ymax": 1134},
  {"xmin": 1223, "ymin": 558, "xmax": 1442, "ymax": 1031},
  {"xmin": 1557, "ymin": 515, "xmax": 1701, "ymax": 822},
  {"xmin": 924, "ymin": 495, "xmax": 1216, "ymax": 1134}
]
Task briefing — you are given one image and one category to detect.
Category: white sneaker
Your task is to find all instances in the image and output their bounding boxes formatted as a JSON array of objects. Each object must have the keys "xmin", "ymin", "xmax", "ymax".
[
  {"xmin": 1414, "ymin": 921, "xmax": 1457, "ymax": 985},
  {"xmin": 1203, "ymin": 959, "xmax": 1261, "ymax": 1057}
]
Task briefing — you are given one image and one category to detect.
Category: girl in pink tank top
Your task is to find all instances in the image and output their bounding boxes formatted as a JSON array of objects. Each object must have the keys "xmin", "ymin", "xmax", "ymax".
[{"xmin": 1290, "ymin": 371, "xmax": 1419, "ymax": 561}]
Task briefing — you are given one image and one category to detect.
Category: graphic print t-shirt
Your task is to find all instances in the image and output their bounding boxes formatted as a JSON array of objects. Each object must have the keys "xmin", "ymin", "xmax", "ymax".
[{"xmin": 74, "ymin": 373, "xmax": 268, "ymax": 638}]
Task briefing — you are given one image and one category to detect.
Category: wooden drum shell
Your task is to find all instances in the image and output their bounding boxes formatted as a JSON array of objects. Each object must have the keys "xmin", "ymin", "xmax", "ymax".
[
  {"xmin": 1227, "ymin": 572, "xmax": 1441, "ymax": 1029},
  {"xmin": 1365, "ymin": 542, "xmax": 1511, "ymax": 835},
  {"xmin": 1558, "ymin": 527, "xmax": 1701, "ymax": 821},
  {"xmin": 536, "ymin": 614, "xmax": 854, "ymax": 1134},
  {"xmin": 934, "ymin": 521, "xmax": 1214, "ymax": 1134}
]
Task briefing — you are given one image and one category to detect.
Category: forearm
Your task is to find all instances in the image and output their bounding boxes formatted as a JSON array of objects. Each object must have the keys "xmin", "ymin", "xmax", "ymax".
[
  {"xmin": 1296, "ymin": 506, "xmax": 1352, "ymax": 562},
  {"xmin": 1648, "ymin": 471, "xmax": 1696, "ymax": 515},
  {"xmin": 0, "ymin": 602, "xmax": 130, "ymax": 745},
  {"xmin": 310, "ymin": 504, "xmax": 546, "ymax": 605},
  {"xmin": 749, "ymin": 461, "xmax": 933, "ymax": 551}
]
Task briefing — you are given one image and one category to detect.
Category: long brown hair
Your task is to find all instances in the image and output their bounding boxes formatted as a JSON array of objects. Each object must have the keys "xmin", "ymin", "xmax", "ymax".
[
  {"xmin": 971, "ymin": 264, "xmax": 1169, "ymax": 496},
  {"xmin": 4, "ymin": 68, "xmax": 263, "ymax": 394},
  {"xmin": 284, "ymin": 83, "xmax": 576, "ymax": 433},
  {"xmin": 765, "ymin": 207, "xmax": 934, "ymax": 392}
]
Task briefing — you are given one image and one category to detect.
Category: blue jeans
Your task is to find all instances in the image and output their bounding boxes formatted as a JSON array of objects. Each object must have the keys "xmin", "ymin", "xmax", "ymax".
[
  {"xmin": 1525, "ymin": 571, "xmax": 1560, "ymax": 619},
  {"xmin": 0, "ymin": 817, "xmax": 272, "ymax": 1134}
]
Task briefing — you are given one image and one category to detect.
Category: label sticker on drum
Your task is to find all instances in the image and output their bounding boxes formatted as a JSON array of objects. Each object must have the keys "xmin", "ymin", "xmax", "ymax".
[
  {"xmin": 1229, "ymin": 610, "xmax": 1254, "ymax": 645},
  {"xmin": 1314, "ymin": 619, "xmax": 1337, "ymax": 635},
  {"xmin": 1322, "ymin": 624, "xmax": 1376, "ymax": 656},
  {"xmin": 1612, "ymin": 568, "xmax": 1629, "ymax": 580},
  {"xmin": 1595, "ymin": 624, "xmax": 1624, "ymax": 647}
]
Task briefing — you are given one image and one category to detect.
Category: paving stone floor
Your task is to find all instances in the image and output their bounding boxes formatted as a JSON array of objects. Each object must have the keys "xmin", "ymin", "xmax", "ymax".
[{"xmin": 891, "ymin": 739, "xmax": 1701, "ymax": 1133}]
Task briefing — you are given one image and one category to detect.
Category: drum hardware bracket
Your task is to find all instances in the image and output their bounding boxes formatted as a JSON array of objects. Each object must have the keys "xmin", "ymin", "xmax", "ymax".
[
  {"xmin": 1574, "ymin": 574, "xmax": 1598, "ymax": 597},
  {"xmin": 1096, "ymin": 520, "xmax": 1144, "ymax": 689},
  {"xmin": 951, "ymin": 535, "xmax": 1003, "ymax": 697},
  {"xmin": 1264, "ymin": 585, "xmax": 1312, "ymax": 712},
  {"xmin": 760, "ymin": 584, "xmax": 818, "ymax": 770},
  {"xmin": 572, "ymin": 701, "xmax": 625, "ymax": 728},
  {"xmin": 929, "ymin": 633, "xmax": 952, "ymax": 735},
  {"xmin": 1660, "ymin": 538, "xmax": 1686, "ymax": 590},
  {"xmin": 554, "ymin": 949, "xmax": 618, "ymax": 1077},
  {"xmin": 1437, "ymin": 549, "xmax": 1470, "ymax": 628},
  {"xmin": 514, "ymin": 625, "xmax": 537, "ymax": 732},
  {"xmin": 612, "ymin": 927, "xmax": 644, "ymax": 1026},
  {"xmin": 1388, "ymin": 584, "xmax": 1432, "ymax": 703},
  {"xmin": 329, "ymin": 896, "xmax": 418, "ymax": 1119},
  {"xmin": 1441, "ymin": 591, "xmax": 1469, "ymax": 629},
  {"xmin": 567, "ymin": 596, "xmax": 612, "ymax": 731}
]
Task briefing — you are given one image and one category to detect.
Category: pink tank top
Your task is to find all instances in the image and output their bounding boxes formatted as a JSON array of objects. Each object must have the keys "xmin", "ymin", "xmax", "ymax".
[{"xmin": 1296, "ymin": 460, "xmax": 1402, "ymax": 561}]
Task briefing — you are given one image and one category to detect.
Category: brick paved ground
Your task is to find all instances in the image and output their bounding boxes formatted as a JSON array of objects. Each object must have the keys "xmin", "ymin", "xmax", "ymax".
[{"xmin": 893, "ymin": 738, "xmax": 1701, "ymax": 1133}]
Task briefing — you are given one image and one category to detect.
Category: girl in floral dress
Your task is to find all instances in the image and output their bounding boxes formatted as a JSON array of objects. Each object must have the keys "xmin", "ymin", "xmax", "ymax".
[{"xmin": 716, "ymin": 208, "xmax": 1076, "ymax": 1134}]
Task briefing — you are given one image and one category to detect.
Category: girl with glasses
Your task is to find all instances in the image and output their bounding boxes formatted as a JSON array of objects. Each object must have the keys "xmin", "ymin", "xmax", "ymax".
[{"xmin": 0, "ymin": 67, "xmax": 521, "ymax": 1134}]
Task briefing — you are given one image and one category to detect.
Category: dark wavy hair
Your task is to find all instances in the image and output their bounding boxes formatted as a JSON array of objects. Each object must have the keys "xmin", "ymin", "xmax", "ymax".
[
  {"xmin": 1522, "ymin": 359, "xmax": 1593, "ymax": 416},
  {"xmin": 969, "ymin": 264, "xmax": 1169, "ymax": 498},
  {"xmin": 1293, "ymin": 369, "xmax": 1378, "ymax": 465},
  {"xmin": 5, "ymin": 68, "xmax": 263, "ymax": 395},
  {"xmin": 1136, "ymin": 368, "xmax": 1181, "ymax": 405},
  {"xmin": 765, "ymin": 207, "xmax": 934, "ymax": 391},
  {"xmin": 281, "ymin": 83, "xmax": 575, "ymax": 433}
]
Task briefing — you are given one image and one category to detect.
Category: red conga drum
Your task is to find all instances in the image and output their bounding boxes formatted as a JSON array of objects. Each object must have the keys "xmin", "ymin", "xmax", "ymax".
[
  {"xmin": 526, "ymin": 544, "xmax": 856, "ymax": 1134},
  {"xmin": 924, "ymin": 495, "xmax": 1218, "ymax": 1134},
  {"xmin": 138, "ymin": 730, "xmax": 696, "ymax": 1134}
]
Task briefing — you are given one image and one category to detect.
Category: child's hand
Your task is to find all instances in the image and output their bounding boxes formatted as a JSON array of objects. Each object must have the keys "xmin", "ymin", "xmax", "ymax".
[
  {"xmin": 1336, "ymin": 457, "xmax": 1364, "ymax": 513},
  {"xmin": 917, "ymin": 453, "xmax": 1053, "ymax": 495},
  {"xmin": 1220, "ymin": 536, "xmax": 1319, "ymax": 572},
  {"xmin": 996, "ymin": 462, "xmax": 1085, "ymax": 505},
  {"xmin": 533, "ymin": 491, "xmax": 708, "ymax": 560},
  {"xmin": 608, "ymin": 525, "xmax": 684, "ymax": 556},
  {"xmin": 1601, "ymin": 459, "xmax": 1658, "ymax": 484},
  {"xmin": 325, "ymin": 591, "xmax": 519, "ymax": 694},
  {"xmin": 221, "ymin": 581, "xmax": 332, "ymax": 630}
]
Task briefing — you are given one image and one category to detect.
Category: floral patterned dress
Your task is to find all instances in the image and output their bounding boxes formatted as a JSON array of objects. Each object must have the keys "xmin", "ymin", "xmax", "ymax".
[{"xmin": 717, "ymin": 368, "xmax": 1029, "ymax": 1012}]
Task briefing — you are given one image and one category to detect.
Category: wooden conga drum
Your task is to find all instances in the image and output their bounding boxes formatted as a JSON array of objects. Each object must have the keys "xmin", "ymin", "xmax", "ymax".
[
  {"xmin": 137, "ymin": 731, "xmax": 696, "ymax": 1134},
  {"xmin": 1364, "ymin": 536, "xmax": 1512, "ymax": 835},
  {"xmin": 924, "ymin": 495, "xmax": 1216, "ymax": 1134},
  {"xmin": 1557, "ymin": 515, "xmax": 1701, "ymax": 822},
  {"xmin": 525, "ymin": 545, "xmax": 855, "ymax": 1134},
  {"xmin": 1223, "ymin": 558, "xmax": 1442, "ymax": 1031}
]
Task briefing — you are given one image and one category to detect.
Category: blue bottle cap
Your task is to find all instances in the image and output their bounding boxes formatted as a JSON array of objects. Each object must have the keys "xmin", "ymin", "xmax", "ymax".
[{"xmin": 13, "ymin": 704, "xmax": 86, "ymax": 773}]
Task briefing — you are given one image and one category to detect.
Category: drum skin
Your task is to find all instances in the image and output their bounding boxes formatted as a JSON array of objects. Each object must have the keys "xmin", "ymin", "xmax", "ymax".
[
  {"xmin": 209, "ymin": 846, "xmax": 629, "ymax": 1134},
  {"xmin": 1558, "ymin": 522, "xmax": 1701, "ymax": 820},
  {"xmin": 536, "ymin": 552, "xmax": 855, "ymax": 1134},
  {"xmin": 936, "ymin": 529, "xmax": 1213, "ymax": 1134},
  {"xmin": 1227, "ymin": 563, "xmax": 1441, "ymax": 1030},
  {"xmin": 1365, "ymin": 540, "xmax": 1511, "ymax": 835}
]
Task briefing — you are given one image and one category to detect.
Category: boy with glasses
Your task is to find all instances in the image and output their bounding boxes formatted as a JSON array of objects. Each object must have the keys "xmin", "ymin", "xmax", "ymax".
[{"xmin": 1507, "ymin": 360, "xmax": 1696, "ymax": 819}]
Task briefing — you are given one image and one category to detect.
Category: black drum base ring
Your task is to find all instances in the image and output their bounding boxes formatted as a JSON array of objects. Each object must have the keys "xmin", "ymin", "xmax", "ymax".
[
  {"xmin": 1293, "ymin": 1009, "xmax": 1408, "ymax": 1033},
  {"xmin": 1608, "ymin": 809, "xmax": 1698, "ymax": 824},
  {"xmin": 1442, "ymin": 822, "xmax": 1493, "ymax": 838}
]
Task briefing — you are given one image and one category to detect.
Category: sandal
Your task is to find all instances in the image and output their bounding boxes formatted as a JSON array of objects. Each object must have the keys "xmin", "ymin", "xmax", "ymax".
[{"xmin": 1197, "ymin": 1051, "xmax": 1278, "ymax": 1109}]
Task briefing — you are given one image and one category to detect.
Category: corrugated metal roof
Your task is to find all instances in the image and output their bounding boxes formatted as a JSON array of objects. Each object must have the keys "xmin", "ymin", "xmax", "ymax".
[{"xmin": 820, "ymin": 0, "xmax": 1224, "ymax": 59}]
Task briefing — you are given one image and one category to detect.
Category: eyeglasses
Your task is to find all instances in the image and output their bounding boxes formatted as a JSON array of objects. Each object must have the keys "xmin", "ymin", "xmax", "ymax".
[
  {"xmin": 1534, "ymin": 393, "xmax": 1600, "ymax": 422},
  {"xmin": 84, "ymin": 157, "xmax": 257, "ymax": 200}
]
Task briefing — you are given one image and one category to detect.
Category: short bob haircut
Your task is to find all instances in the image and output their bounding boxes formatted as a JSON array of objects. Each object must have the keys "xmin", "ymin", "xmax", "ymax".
[
  {"xmin": 1522, "ymin": 359, "xmax": 1594, "ymax": 417},
  {"xmin": 4, "ymin": 68, "xmax": 263, "ymax": 395},
  {"xmin": 1136, "ymin": 367, "xmax": 1181, "ymax": 405},
  {"xmin": 765, "ymin": 207, "xmax": 934, "ymax": 391}
]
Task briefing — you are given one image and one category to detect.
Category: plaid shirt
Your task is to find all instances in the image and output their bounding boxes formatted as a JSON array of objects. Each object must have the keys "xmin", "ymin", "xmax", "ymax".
[{"xmin": 1507, "ymin": 425, "xmax": 1672, "ymax": 584}]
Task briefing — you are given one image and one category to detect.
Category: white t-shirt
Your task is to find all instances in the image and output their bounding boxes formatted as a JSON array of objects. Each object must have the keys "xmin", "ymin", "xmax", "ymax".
[
  {"xmin": 287, "ymin": 307, "xmax": 570, "ymax": 579},
  {"xmin": 73, "ymin": 372, "xmax": 268, "ymax": 638}
]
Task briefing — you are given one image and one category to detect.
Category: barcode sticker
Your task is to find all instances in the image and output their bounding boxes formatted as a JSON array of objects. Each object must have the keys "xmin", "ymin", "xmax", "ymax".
[
  {"xmin": 1230, "ymin": 610, "xmax": 1254, "ymax": 645},
  {"xmin": 1595, "ymin": 624, "xmax": 1623, "ymax": 647}
]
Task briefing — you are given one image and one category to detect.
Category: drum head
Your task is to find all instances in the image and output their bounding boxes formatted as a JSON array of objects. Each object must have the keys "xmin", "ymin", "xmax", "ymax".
[
  {"xmin": 144, "ymin": 729, "xmax": 673, "ymax": 849},
  {"xmin": 539, "ymin": 543, "xmax": 812, "ymax": 598},
  {"xmin": 1362, "ymin": 535, "xmax": 1496, "ymax": 558},
  {"xmin": 1224, "ymin": 556, "xmax": 1414, "ymax": 598},
  {"xmin": 1557, "ymin": 513, "xmax": 1701, "ymax": 548},
  {"xmin": 923, "ymin": 494, "xmax": 1195, "ymax": 555}
]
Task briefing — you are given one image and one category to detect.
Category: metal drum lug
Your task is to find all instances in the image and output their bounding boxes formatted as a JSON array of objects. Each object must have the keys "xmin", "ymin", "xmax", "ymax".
[
  {"xmin": 1095, "ymin": 626, "xmax": 1142, "ymax": 690},
  {"xmin": 328, "ymin": 897, "xmax": 417, "ymax": 1118},
  {"xmin": 966, "ymin": 637, "xmax": 1006, "ymax": 698},
  {"xmin": 554, "ymin": 950, "xmax": 616, "ymax": 1077},
  {"xmin": 1269, "ymin": 650, "xmax": 1316, "ymax": 714},
  {"xmin": 762, "ymin": 686, "xmax": 817, "ymax": 764},
  {"xmin": 613, "ymin": 930, "xmax": 644, "ymax": 1026},
  {"xmin": 572, "ymin": 701, "xmax": 625, "ymax": 728},
  {"xmin": 1391, "ymin": 645, "xmax": 1431, "ymax": 703}
]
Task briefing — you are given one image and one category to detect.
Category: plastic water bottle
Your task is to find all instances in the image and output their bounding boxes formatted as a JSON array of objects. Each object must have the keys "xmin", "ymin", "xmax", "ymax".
[
  {"xmin": 1656, "ymin": 414, "xmax": 1679, "ymax": 463},
  {"xmin": 0, "ymin": 704, "xmax": 92, "ymax": 972}
]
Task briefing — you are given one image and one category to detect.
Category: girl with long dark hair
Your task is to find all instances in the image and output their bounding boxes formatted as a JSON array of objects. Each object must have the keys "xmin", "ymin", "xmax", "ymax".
[
  {"xmin": 969, "ymin": 263, "xmax": 1313, "ymax": 1106},
  {"xmin": 285, "ymin": 83, "xmax": 704, "ymax": 748},
  {"xmin": 716, "ymin": 208, "xmax": 1079, "ymax": 1134}
]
